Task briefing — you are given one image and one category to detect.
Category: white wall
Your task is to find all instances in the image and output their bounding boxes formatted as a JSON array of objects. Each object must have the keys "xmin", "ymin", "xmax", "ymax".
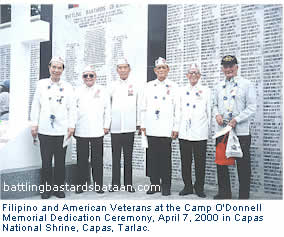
[{"xmin": 0, "ymin": 123, "xmax": 73, "ymax": 171}]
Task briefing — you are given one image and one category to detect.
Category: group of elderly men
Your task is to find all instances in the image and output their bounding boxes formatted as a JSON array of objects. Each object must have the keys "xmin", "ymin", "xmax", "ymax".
[{"xmin": 30, "ymin": 55, "xmax": 256, "ymax": 200}]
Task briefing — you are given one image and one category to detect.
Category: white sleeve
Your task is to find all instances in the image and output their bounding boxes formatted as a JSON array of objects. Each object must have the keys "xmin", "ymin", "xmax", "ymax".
[{"xmin": 30, "ymin": 82, "xmax": 41, "ymax": 126}]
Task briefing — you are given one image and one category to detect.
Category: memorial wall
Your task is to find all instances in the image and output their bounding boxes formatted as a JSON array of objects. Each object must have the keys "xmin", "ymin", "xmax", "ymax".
[
  {"xmin": 167, "ymin": 4, "xmax": 282, "ymax": 196},
  {"xmin": 0, "ymin": 4, "xmax": 282, "ymax": 197},
  {"xmin": 0, "ymin": 46, "xmax": 10, "ymax": 84},
  {"xmin": 51, "ymin": 4, "xmax": 148, "ymax": 176}
]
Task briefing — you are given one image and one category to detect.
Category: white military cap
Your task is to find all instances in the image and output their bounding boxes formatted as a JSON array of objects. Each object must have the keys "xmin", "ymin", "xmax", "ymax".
[
  {"xmin": 188, "ymin": 63, "xmax": 200, "ymax": 73},
  {"xmin": 82, "ymin": 65, "xmax": 95, "ymax": 73},
  {"xmin": 117, "ymin": 58, "xmax": 129, "ymax": 66},
  {"xmin": 49, "ymin": 56, "xmax": 64, "ymax": 65},
  {"xmin": 155, "ymin": 57, "xmax": 168, "ymax": 67}
]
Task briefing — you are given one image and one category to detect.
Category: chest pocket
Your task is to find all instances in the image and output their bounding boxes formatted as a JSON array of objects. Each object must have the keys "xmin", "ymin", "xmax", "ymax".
[{"xmin": 236, "ymin": 86, "xmax": 246, "ymax": 104}]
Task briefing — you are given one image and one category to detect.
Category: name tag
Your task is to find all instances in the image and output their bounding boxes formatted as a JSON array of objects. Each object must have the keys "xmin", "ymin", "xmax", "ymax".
[{"xmin": 128, "ymin": 90, "xmax": 134, "ymax": 96}]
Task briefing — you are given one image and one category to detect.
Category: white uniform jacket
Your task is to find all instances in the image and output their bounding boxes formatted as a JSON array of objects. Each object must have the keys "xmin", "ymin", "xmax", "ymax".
[
  {"xmin": 74, "ymin": 84, "xmax": 111, "ymax": 137},
  {"xmin": 30, "ymin": 78, "xmax": 76, "ymax": 136},
  {"xmin": 178, "ymin": 82, "xmax": 211, "ymax": 141},
  {"xmin": 141, "ymin": 78, "xmax": 180, "ymax": 138},
  {"xmin": 109, "ymin": 77, "xmax": 141, "ymax": 133}
]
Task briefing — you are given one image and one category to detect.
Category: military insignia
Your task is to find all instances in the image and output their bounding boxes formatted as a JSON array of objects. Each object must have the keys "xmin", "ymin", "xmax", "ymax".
[
  {"xmin": 224, "ymin": 56, "xmax": 233, "ymax": 61},
  {"xmin": 94, "ymin": 89, "xmax": 100, "ymax": 98},
  {"xmin": 155, "ymin": 57, "xmax": 167, "ymax": 66},
  {"xmin": 128, "ymin": 89, "xmax": 134, "ymax": 96},
  {"xmin": 56, "ymin": 96, "xmax": 64, "ymax": 104},
  {"xmin": 50, "ymin": 114, "xmax": 55, "ymax": 128},
  {"xmin": 155, "ymin": 110, "xmax": 160, "ymax": 120},
  {"xmin": 186, "ymin": 119, "xmax": 191, "ymax": 132}
]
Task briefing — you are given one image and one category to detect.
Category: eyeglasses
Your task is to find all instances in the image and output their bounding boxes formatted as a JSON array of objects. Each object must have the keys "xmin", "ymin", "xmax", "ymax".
[
  {"xmin": 223, "ymin": 65, "xmax": 235, "ymax": 69},
  {"xmin": 156, "ymin": 66, "xmax": 168, "ymax": 70},
  {"xmin": 188, "ymin": 72, "xmax": 200, "ymax": 75},
  {"xmin": 83, "ymin": 74, "xmax": 95, "ymax": 79}
]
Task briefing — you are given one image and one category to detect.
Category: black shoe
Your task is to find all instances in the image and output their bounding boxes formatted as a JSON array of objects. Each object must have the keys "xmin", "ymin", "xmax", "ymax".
[
  {"xmin": 196, "ymin": 191, "xmax": 206, "ymax": 198},
  {"xmin": 96, "ymin": 189, "xmax": 104, "ymax": 194},
  {"xmin": 126, "ymin": 186, "xmax": 136, "ymax": 193},
  {"xmin": 213, "ymin": 193, "xmax": 232, "ymax": 200},
  {"xmin": 146, "ymin": 189, "xmax": 156, "ymax": 194},
  {"xmin": 75, "ymin": 187, "xmax": 83, "ymax": 194},
  {"xmin": 193, "ymin": 185, "xmax": 206, "ymax": 198},
  {"xmin": 41, "ymin": 192, "xmax": 51, "ymax": 199},
  {"xmin": 54, "ymin": 191, "xmax": 65, "ymax": 198},
  {"xmin": 179, "ymin": 186, "xmax": 193, "ymax": 196},
  {"xmin": 146, "ymin": 185, "xmax": 160, "ymax": 194},
  {"xmin": 162, "ymin": 189, "xmax": 171, "ymax": 196},
  {"xmin": 109, "ymin": 185, "xmax": 120, "ymax": 192}
]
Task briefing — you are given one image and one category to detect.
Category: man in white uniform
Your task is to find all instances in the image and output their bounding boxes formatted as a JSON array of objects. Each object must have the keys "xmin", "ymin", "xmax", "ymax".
[
  {"xmin": 141, "ymin": 57, "xmax": 180, "ymax": 196},
  {"xmin": 74, "ymin": 65, "xmax": 110, "ymax": 194},
  {"xmin": 178, "ymin": 63, "xmax": 211, "ymax": 198},
  {"xmin": 109, "ymin": 59, "xmax": 140, "ymax": 192},
  {"xmin": 31, "ymin": 56, "xmax": 76, "ymax": 199}
]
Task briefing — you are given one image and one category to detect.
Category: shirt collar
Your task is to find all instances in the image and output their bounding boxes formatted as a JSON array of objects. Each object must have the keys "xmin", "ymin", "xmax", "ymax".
[
  {"xmin": 225, "ymin": 77, "xmax": 236, "ymax": 85},
  {"xmin": 156, "ymin": 78, "xmax": 168, "ymax": 85},
  {"xmin": 189, "ymin": 81, "xmax": 200, "ymax": 90},
  {"xmin": 119, "ymin": 77, "xmax": 129, "ymax": 84},
  {"xmin": 84, "ymin": 84, "xmax": 96, "ymax": 90},
  {"xmin": 49, "ymin": 78, "xmax": 62, "ymax": 87}
]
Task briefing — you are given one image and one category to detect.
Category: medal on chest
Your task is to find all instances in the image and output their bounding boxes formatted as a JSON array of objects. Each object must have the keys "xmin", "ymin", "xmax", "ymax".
[
  {"xmin": 153, "ymin": 96, "xmax": 162, "ymax": 120},
  {"xmin": 128, "ymin": 84, "xmax": 134, "ymax": 96},
  {"xmin": 94, "ymin": 89, "xmax": 100, "ymax": 98},
  {"xmin": 153, "ymin": 84, "xmax": 169, "ymax": 120},
  {"xmin": 47, "ymin": 83, "xmax": 65, "ymax": 128},
  {"xmin": 185, "ymin": 102, "xmax": 196, "ymax": 133},
  {"xmin": 185, "ymin": 89, "xmax": 200, "ymax": 133},
  {"xmin": 223, "ymin": 79, "xmax": 238, "ymax": 120}
]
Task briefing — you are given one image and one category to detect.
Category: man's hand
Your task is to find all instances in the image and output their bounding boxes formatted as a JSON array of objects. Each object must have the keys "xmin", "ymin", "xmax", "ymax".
[
  {"xmin": 216, "ymin": 114, "xmax": 224, "ymax": 126},
  {"xmin": 31, "ymin": 126, "xmax": 38, "ymax": 139},
  {"xmin": 171, "ymin": 131, "xmax": 178, "ymax": 139},
  {"xmin": 228, "ymin": 118, "xmax": 237, "ymax": 128},
  {"xmin": 104, "ymin": 128, "xmax": 109, "ymax": 135},
  {"xmin": 141, "ymin": 128, "xmax": 146, "ymax": 136},
  {"xmin": 67, "ymin": 128, "xmax": 75, "ymax": 139}
]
